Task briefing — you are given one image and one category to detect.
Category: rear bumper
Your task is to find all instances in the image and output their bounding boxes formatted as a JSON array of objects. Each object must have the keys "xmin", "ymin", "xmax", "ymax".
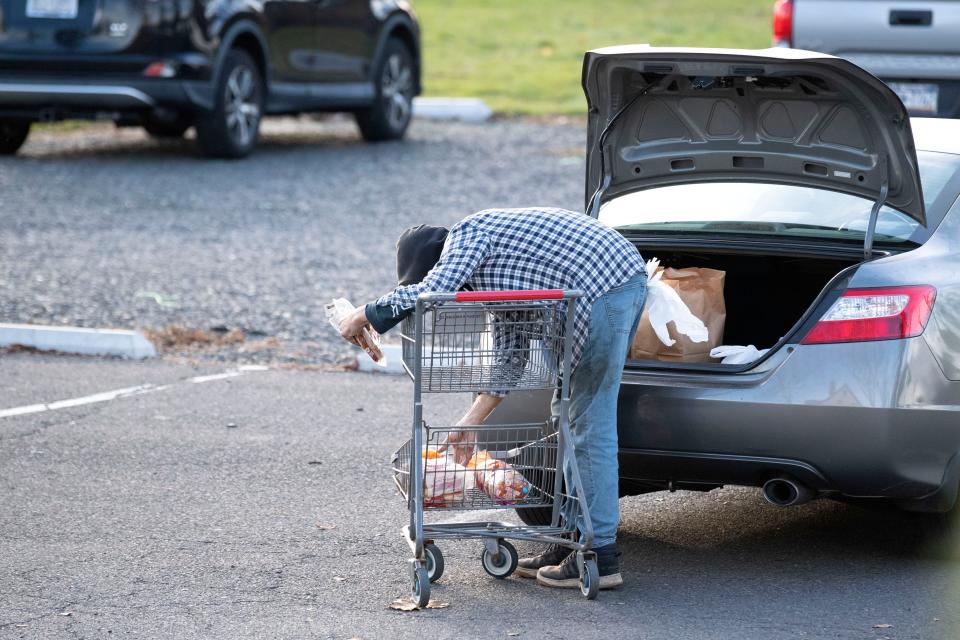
[
  {"xmin": 615, "ymin": 338, "xmax": 960, "ymax": 510},
  {"xmin": 0, "ymin": 76, "xmax": 214, "ymax": 117}
]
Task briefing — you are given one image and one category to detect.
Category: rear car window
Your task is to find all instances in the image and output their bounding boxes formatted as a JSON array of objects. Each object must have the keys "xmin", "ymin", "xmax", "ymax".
[{"xmin": 599, "ymin": 150, "xmax": 960, "ymax": 245}]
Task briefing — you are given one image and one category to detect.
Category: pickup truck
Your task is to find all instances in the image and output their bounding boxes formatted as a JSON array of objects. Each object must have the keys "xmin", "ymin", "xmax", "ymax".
[{"xmin": 773, "ymin": 0, "xmax": 960, "ymax": 118}]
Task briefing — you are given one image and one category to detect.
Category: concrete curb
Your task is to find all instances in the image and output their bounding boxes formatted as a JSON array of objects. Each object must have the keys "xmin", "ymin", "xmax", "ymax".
[
  {"xmin": 356, "ymin": 343, "xmax": 405, "ymax": 375},
  {"xmin": 413, "ymin": 97, "xmax": 493, "ymax": 123},
  {"xmin": 0, "ymin": 323, "xmax": 157, "ymax": 359}
]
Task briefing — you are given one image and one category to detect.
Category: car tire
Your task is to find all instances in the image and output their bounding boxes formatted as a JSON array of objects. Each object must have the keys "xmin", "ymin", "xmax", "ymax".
[
  {"xmin": 355, "ymin": 38, "xmax": 415, "ymax": 142},
  {"xmin": 195, "ymin": 49, "xmax": 264, "ymax": 159},
  {"xmin": 143, "ymin": 112, "xmax": 193, "ymax": 139},
  {"xmin": 0, "ymin": 119, "xmax": 30, "ymax": 155},
  {"xmin": 516, "ymin": 463, "xmax": 557, "ymax": 526},
  {"xmin": 516, "ymin": 506, "xmax": 553, "ymax": 527}
]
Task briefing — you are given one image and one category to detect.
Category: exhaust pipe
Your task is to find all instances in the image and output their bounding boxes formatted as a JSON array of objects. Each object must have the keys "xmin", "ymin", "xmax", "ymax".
[{"xmin": 762, "ymin": 477, "xmax": 815, "ymax": 507}]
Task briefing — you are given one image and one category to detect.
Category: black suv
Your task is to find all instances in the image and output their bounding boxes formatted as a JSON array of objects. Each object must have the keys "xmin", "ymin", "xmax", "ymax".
[{"xmin": 0, "ymin": 0, "xmax": 421, "ymax": 157}]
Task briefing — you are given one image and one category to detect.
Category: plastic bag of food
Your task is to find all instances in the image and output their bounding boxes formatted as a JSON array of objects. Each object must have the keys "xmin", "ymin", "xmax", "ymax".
[
  {"xmin": 467, "ymin": 450, "xmax": 532, "ymax": 504},
  {"xmin": 325, "ymin": 297, "xmax": 386, "ymax": 366},
  {"xmin": 422, "ymin": 449, "xmax": 466, "ymax": 507},
  {"xmin": 710, "ymin": 345, "xmax": 769, "ymax": 364}
]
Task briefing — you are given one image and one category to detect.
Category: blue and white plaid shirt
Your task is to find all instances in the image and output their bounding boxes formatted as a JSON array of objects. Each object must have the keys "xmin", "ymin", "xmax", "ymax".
[{"xmin": 375, "ymin": 208, "xmax": 645, "ymax": 373}]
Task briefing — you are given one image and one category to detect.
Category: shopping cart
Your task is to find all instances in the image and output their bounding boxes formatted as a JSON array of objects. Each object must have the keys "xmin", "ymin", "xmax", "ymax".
[{"xmin": 390, "ymin": 289, "xmax": 601, "ymax": 605}]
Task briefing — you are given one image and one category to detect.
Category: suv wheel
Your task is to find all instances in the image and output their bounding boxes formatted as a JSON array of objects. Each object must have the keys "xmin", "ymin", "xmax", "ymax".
[
  {"xmin": 143, "ymin": 111, "xmax": 193, "ymax": 139},
  {"xmin": 0, "ymin": 119, "xmax": 30, "ymax": 155},
  {"xmin": 195, "ymin": 49, "xmax": 263, "ymax": 158},
  {"xmin": 356, "ymin": 38, "xmax": 415, "ymax": 142}
]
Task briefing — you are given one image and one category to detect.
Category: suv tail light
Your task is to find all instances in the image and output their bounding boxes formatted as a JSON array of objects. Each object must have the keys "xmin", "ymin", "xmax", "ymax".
[
  {"xmin": 772, "ymin": 0, "xmax": 794, "ymax": 47},
  {"xmin": 801, "ymin": 286, "xmax": 937, "ymax": 345}
]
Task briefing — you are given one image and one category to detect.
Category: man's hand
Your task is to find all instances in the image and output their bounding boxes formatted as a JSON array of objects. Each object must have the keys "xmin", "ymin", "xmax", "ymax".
[
  {"xmin": 444, "ymin": 429, "xmax": 478, "ymax": 466},
  {"xmin": 443, "ymin": 394, "xmax": 504, "ymax": 465},
  {"xmin": 338, "ymin": 305, "xmax": 371, "ymax": 347}
]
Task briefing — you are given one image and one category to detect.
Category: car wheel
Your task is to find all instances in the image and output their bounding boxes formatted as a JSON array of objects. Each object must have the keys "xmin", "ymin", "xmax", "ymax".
[
  {"xmin": 0, "ymin": 119, "xmax": 30, "ymax": 155},
  {"xmin": 516, "ymin": 463, "xmax": 557, "ymax": 526},
  {"xmin": 355, "ymin": 38, "xmax": 415, "ymax": 142},
  {"xmin": 516, "ymin": 506, "xmax": 553, "ymax": 527},
  {"xmin": 195, "ymin": 49, "xmax": 263, "ymax": 158},
  {"xmin": 143, "ymin": 111, "xmax": 193, "ymax": 139}
]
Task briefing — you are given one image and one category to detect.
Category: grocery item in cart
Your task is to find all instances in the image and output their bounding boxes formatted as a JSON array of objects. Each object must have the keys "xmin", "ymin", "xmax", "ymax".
[
  {"xmin": 422, "ymin": 449, "xmax": 467, "ymax": 507},
  {"xmin": 325, "ymin": 297, "xmax": 386, "ymax": 366},
  {"xmin": 467, "ymin": 450, "xmax": 533, "ymax": 504}
]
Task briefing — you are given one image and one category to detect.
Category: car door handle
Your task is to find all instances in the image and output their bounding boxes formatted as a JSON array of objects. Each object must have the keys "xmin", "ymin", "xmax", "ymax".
[{"xmin": 890, "ymin": 9, "xmax": 933, "ymax": 26}]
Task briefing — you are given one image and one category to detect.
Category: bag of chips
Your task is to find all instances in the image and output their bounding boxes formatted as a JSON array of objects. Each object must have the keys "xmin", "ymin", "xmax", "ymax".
[
  {"xmin": 467, "ymin": 450, "xmax": 532, "ymax": 504},
  {"xmin": 325, "ymin": 297, "xmax": 386, "ymax": 366}
]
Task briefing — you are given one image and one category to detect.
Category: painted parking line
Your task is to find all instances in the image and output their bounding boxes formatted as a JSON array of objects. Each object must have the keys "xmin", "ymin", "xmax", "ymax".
[{"xmin": 0, "ymin": 366, "xmax": 270, "ymax": 420}]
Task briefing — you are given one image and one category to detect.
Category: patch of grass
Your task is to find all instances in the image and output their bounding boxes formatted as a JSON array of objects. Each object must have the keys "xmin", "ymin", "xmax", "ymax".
[{"xmin": 415, "ymin": 0, "xmax": 773, "ymax": 114}]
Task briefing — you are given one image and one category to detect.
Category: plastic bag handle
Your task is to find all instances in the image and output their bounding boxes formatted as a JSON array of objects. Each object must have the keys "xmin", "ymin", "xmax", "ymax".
[{"xmin": 454, "ymin": 289, "xmax": 565, "ymax": 302}]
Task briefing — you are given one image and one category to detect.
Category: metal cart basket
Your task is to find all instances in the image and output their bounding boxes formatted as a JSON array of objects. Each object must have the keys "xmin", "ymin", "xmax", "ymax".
[{"xmin": 390, "ymin": 289, "xmax": 601, "ymax": 604}]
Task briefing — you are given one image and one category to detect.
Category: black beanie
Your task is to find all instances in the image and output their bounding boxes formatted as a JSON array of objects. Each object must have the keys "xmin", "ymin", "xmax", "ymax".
[{"xmin": 396, "ymin": 224, "xmax": 449, "ymax": 286}]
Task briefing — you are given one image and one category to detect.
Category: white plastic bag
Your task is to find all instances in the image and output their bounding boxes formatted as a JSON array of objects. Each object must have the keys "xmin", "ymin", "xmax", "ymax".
[
  {"xmin": 710, "ymin": 345, "xmax": 769, "ymax": 364},
  {"xmin": 422, "ymin": 448, "xmax": 467, "ymax": 507},
  {"xmin": 325, "ymin": 297, "xmax": 386, "ymax": 366},
  {"xmin": 644, "ymin": 258, "xmax": 709, "ymax": 347}
]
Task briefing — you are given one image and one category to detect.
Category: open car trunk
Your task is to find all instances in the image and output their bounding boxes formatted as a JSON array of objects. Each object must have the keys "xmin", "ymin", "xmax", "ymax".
[{"xmin": 626, "ymin": 244, "xmax": 863, "ymax": 364}]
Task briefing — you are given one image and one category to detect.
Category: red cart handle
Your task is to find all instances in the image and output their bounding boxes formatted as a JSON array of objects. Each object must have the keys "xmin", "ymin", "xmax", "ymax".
[{"xmin": 454, "ymin": 289, "xmax": 566, "ymax": 302}]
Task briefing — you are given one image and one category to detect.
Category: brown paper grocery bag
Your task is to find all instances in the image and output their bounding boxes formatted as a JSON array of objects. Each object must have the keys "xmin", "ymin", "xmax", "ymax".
[{"xmin": 629, "ymin": 267, "xmax": 726, "ymax": 363}]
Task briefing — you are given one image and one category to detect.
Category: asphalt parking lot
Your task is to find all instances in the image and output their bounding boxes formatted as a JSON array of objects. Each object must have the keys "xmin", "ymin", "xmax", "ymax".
[
  {"xmin": 2, "ymin": 121, "xmax": 959, "ymax": 639},
  {"xmin": 0, "ymin": 117, "xmax": 584, "ymax": 364},
  {"xmin": 1, "ymin": 353, "xmax": 959, "ymax": 639}
]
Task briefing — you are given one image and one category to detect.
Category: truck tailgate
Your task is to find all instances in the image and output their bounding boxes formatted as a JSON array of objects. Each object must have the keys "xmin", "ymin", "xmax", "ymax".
[{"xmin": 794, "ymin": 0, "xmax": 960, "ymax": 80}]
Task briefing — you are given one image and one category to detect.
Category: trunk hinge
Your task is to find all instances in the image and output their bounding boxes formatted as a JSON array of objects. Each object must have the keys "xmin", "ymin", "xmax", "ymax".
[
  {"xmin": 586, "ymin": 87, "xmax": 650, "ymax": 217},
  {"xmin": 863, "ymin": 155, "xmax": 889, "ymax": 262}
]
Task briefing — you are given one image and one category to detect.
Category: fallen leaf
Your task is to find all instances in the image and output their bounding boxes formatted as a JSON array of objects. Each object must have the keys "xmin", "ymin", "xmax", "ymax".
[
  {"xmin": 388, "ymin": 598, "xmax": 450, "ymax": 611},
  {"xmin": 389, "ymin": 598, "xmax": 418, "ymax": 611},
  {"xmin": 873, "ymin": 624, "xmax": 893, "ymax": 629}
]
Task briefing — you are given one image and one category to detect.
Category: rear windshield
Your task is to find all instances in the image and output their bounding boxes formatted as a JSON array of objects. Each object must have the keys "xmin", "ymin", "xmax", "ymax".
[{"xmin": 599, "ymin": 150, "xmax": 960, "ymax": 245}]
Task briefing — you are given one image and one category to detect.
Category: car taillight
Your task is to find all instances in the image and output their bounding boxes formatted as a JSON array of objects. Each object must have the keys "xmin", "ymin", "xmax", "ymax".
[
  {"xmin": 143, "ymin": 62, "xmax": 176, "ymax": 78},
  {"xmin": 801, "ymin": 286, "xmax": 937, "ymax": 345},
  {"xmin": 772, "ymin": 0, "xmax": 793, "ymax": 47}
]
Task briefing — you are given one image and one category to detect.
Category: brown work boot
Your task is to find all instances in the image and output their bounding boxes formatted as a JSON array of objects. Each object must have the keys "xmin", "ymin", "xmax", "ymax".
[
  {"xmin": 515, "ymin": 544, "xmax": 571, "ymax": 578},
  {"xmin": 536, "ymin": 544, "xmax": 623, "ymax": 589}
]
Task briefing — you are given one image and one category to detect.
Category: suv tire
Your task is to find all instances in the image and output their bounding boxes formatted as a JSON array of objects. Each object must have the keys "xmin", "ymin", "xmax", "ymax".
[
  {"xmin": 143, "ymin": 112, "xmax": 193, "ymax": 139},
  {"xmin": 195, "ymin": 49, "xmax": 264, "ymax": 158},
  {"xmin": 355, "ymin": 38, "xmax": 415, "ymax": 142},
  {"xmin": 0, "ymin": 119, "xmax": 30, "ymax": 155}
]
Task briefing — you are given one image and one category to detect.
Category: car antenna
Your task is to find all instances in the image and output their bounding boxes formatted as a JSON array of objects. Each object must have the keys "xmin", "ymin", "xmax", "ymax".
[{"xmin": 586, "ymin": 85, "xmax": 651, "ymax": 217}]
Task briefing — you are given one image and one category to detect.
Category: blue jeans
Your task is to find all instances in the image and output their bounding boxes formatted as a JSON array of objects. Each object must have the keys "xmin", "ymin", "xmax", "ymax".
[{"xmin": 552, "ymin": 272, "xmax": 646, "ymax": 548}]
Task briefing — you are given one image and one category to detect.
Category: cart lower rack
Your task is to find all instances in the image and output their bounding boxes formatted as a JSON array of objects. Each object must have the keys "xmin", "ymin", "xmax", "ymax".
[{"xmin": 391, "ymin": 289, "xmax": 601, "ymax": 604}]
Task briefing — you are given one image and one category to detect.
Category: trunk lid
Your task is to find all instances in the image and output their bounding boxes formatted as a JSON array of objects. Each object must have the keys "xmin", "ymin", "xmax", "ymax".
[{"xmin": 582, "ymin": 46, "xmax": 926, "ymax": 228}]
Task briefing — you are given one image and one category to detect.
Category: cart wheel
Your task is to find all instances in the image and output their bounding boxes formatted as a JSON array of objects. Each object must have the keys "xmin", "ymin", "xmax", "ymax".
[
  {"xmin": 424, "ymin": 543, "xmax": 444, "ymax": 583},
  {"xmin": 412, "ymin": 564, "xmax": 431, "ymax": 608},
  {"xmin": 481, "ymin": 539, "xmax": 518, "ymax": 579},
  {"xmin": 579, "ymin": 554, "xmax": 599, "ymax": 600}
]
